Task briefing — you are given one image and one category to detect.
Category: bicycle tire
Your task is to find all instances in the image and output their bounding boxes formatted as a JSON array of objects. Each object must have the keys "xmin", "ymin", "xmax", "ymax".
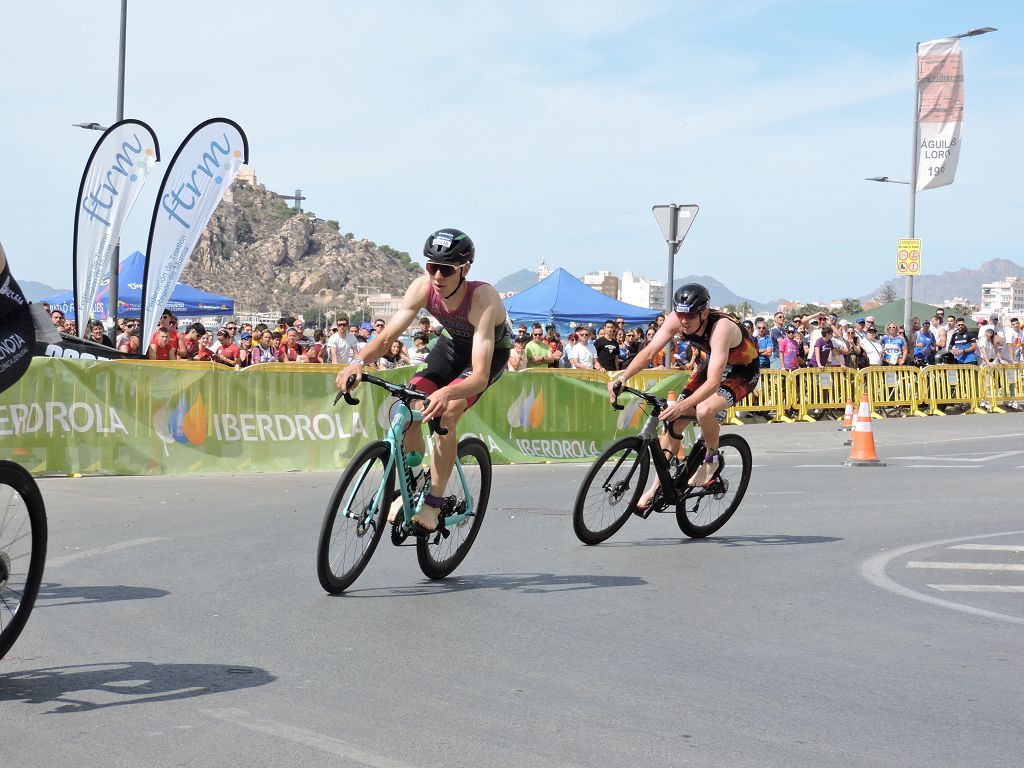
[
  {"xmin": 572, "ymin": 437, "xmax": 649, "ymax": 545},
  {"xmin": 317, "ymin": 442, "xmax": 393, "ymax": 593},
  {"xmin": 416, "ymin": 437, "xmax": 491, "ymax": 580},
  {"xmin": 675, "ymin": 433, "xmax": 751, "ymax": 538},
  {"xmin": 0, "ymin": 461, "xmax": 47, "ymax": 660}
]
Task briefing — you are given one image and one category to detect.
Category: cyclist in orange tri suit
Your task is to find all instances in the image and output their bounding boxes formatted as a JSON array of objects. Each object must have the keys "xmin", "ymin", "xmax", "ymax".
[{"xmin": 608, "ymin": 283, "xmax": 760, "ymax": 508}]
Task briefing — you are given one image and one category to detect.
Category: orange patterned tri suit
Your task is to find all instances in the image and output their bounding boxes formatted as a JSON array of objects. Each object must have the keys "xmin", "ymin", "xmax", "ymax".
[{"xmin": 679, "ymin": 310, "xmax": 761, "ymax": 406}]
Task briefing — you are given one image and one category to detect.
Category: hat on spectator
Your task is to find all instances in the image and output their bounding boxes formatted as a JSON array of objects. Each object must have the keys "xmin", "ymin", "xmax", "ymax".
[
  {"xmin": 785, "ymin": 324, "xmax": 796, "ymax": 332},
  {"xmin": 810, "ymin": 318, "xmax": 819, "ymax": 326},
  {"xmin": 856, "ymin": 317, "xmax": 865, "ymax": 324},
  {"xmin": 359, "ymin": 322, "xmax": 373, "ymax": 331},
  {"xmin": 990, "ymin": 314, "xmax": 999, "ymax": 322},
  {"xmin": 240, "ymin": 332, "xmax": 252, "ymax": 340},
  {"xmin": 838, "ymin": 319, "xmax": 850, "ymax": 326}
]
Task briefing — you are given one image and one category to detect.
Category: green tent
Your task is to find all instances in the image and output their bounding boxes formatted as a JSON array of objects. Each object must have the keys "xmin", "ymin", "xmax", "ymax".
[{"xmin": 840, "ymin": 300, "xmax": 975, "ymax": 330}]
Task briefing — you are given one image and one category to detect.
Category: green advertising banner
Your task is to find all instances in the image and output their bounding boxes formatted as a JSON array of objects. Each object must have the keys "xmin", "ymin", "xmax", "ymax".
[{"xmin": 0, "ymin": 359, "xmax": 691, "ymax": 477}]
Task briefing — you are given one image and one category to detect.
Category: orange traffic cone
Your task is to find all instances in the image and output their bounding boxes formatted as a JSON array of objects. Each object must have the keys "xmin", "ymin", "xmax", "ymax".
[
  {"xmin": 844, "ymin": 394, "xmax": 886, "ymax": 467},
  {"xmin": 839, "ymin": 399, "xmax": 854, "ymax": 431}
]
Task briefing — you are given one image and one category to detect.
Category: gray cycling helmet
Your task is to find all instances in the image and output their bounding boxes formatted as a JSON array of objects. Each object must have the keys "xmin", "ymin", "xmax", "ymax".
[
  {"xmin": 423, "ymin": 228, "xmax": 475, "ymax": 264},
  {"xmin": 673, "ymin": 283, "xmax": 710, "ymax": 313}
]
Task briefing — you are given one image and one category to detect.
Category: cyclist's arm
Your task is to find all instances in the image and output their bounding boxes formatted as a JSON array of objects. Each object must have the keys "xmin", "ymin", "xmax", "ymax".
[
  {"xmin": 614, "ymin": 318, "xmax": 678, "ymax": 383},
  {"xmin": 355, "ymin": 277, "xmax": 429, "ymax": 366},
  {"xmin": 681, "ymin": 320, "xmax": 736, "ymax": 406}
]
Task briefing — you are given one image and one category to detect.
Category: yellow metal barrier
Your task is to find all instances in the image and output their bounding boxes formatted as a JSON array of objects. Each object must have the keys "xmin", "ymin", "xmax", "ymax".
[
  {"xmin": 787, "ymin": 367, "xmax": 857, "ymax": 422},
  {"xmin": 519, "ymin": 367, "xmax": 608, "ymax": 384},
  {"xmin": 627, "ymin": 369, "xmax": 690, "ymax": 392},
  {"xmin": 918, "ymin": 364, "xmax": 982, "ymax": 415},
  {"xmin": 729, "ymin": 368, "xmax": 793, "ymax": 423},
  {"xmin": 979, "ymin": 364, "xmax": 1024, "ymax": 413},
  {"xmin": 856, "ymin": 366, "xmax": 926, "ymax": 418}
]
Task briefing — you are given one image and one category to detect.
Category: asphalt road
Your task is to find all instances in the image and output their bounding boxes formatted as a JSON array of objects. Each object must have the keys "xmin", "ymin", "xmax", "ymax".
[{"xmin": 4, "ymin": 413, "xmax": 1024, "ymax": 768}]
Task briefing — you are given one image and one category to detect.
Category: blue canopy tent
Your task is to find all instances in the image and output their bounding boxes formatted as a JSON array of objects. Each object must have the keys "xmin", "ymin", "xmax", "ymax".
[
  {"xmin": 43, "ymin": 250, "xmax": 234, "ymax": 320},
  {"xmin": 503, "ymin": 268, "xmax": 660, "ymax": 327}
]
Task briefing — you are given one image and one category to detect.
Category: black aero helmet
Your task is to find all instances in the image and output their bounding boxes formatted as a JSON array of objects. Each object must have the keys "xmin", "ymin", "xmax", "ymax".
[
  {"xmin": 423, "ymin": 228, "xmax": 475, "ymax": 265},
  {"xmin": 673, "ymin": 283, "xmax": 710, "ymax": 314}
]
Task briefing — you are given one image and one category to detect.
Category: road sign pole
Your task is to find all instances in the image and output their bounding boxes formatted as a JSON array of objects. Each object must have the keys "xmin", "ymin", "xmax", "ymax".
[{"xmin": 653, "ymin": 204, "xmax": 699, "ymax": 368}]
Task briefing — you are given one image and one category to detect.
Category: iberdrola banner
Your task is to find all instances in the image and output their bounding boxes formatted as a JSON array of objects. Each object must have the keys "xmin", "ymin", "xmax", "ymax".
[
  {"xmin": 141, "ymin": 118, "xmax": 248, "ymax": 342},
  {"xmin": 916, "ymin": 38, "xmax": 964, "ymax": 192},
  {"xmin": 73, "ymin": 119, "xmax": 160, "ymax": 337}
]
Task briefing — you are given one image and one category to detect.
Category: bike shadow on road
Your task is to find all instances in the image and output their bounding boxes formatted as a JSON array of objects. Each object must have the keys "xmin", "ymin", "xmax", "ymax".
[
  {"xmin": 0, "ymin": 661, "xmax": 276, "ymax": 714},
  {"xmin": 599, "ymin": 534, "xmax": 843, "ymax": 548},
  {"xmin": 339, "ymin": 572, "xmax": 648, "ymax": 598},
  {"xmin": 31, "ymin": 581, "xmax": 170, "ymax": 608}
]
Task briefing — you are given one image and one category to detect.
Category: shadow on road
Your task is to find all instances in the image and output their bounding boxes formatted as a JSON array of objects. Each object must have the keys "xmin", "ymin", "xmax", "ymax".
[
  {"xmin": 602, "ymin": 534, "xmax": 842, "ymax": 548},
  {"xmin": 0, "ymin": 661, "xmax": 275, "ymax": 714},
  {"xmin": 33, "ymin": 581, "xmax": 169, "ymax": 607},
  {"xmin": 341, "ymin": 572, "xmax": 648, "ymax": 598}
]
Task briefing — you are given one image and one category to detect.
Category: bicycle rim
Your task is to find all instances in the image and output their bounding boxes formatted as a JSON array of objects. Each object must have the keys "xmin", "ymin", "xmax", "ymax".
[
  {"xmin": 416, "ymin": 438, "xmax": 490, "ymax": 579},
  {"xmin": 572, "ymin": 437, "xmax": 649, "ymax": 545},
  {"xmin": 317, "ymin": 443, "xmax": 392, "ymax": 593},
  {"xmin": 675, "ymin": 434, "xmax": 751, "ymax": 538},
  {"xmin": 0, "ymin": 462, "xmax": 47, "ymax": 660}
]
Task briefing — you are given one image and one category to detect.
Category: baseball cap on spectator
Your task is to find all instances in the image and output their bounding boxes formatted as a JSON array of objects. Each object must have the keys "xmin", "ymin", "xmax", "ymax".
[
  {"xmin": 785, "ymin": 324, "xmax": 796, "ymax": 332},
  {"xmin": 990, "ymin": 314, "xmax": 999, "ymax": 322},
  {"xmin": 360, "ymin": 322, "xmax": 373, "ymax": 332},
  {"xmin": 240, "ymin": 331, "xmax": 252, "ymax": 340},
  {"xmin": 809, "ymin": 318, "xmax": 819, "ymax": 326},
  {"xmin": 838, "ymin": 319, "xmax": 850, "ymax": 327},
  {"xmin": 856, "ymin": 317, "xmax": 865, "ymax": 324}
]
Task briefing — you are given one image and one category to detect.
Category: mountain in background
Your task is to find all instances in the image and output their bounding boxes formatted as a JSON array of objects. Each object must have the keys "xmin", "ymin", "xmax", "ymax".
[
  {"xmin": 22, "ymin": 280, "xmax": 68, "ymax": 302},
  {"xmin": 862, "ymin": 258, "xmax": 1024, "ymax": 305},
  {"xmin": 673, "ymin": 275, "xmax": 782, "ymax": 314},
  {"xmin": 495, "ymin": 269, "xmax": 538, "ymax": 294}
]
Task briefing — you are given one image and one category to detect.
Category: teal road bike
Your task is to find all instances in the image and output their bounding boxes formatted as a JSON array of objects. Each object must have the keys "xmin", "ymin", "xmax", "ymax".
[
  {"xmin": 572, "ymin": 384, "xmax": 752, "ymax": 545},
  {"xmin": 317, "ymin": 373, "xmax": 491, "ymax": 593}
]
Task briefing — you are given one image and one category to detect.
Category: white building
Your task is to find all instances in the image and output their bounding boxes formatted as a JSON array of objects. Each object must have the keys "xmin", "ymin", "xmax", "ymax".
[
  {"xmin": 621, "ymin": 271, "xmax": 665, "ymax": 310},
  {"xmin": 582, "ymin": 270, "xmax": 619, "ymax": 299},
  {"xmin": 537, "ymin": 258, "xmax": 552, "ymax": 282},
  {"xmin": 979, "ymin": 277, "xmax": 1024, "ymax": 322}
]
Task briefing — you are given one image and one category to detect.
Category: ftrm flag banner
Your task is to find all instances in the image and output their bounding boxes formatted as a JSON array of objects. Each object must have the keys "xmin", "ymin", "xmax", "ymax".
[
  {"xmin": 916, "ymin": 38, "xmax": 964, "ymax": 192},
  {"xmin": 140, "ymin": 118, "xmax": 248, "ymax": 343},
  {"xmin": 73, "ymin": 119, "xmax": 160, "ymax": 337}
]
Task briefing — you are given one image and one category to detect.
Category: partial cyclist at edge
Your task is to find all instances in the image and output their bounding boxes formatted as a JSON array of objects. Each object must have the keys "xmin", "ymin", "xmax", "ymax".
[
  {"xmin": 336, "ymin": 228, "xmax": 511, "ymax": 535},
  {"xmin": 607, "ymin": 282, "xmax": 759, "ymax": 511}
]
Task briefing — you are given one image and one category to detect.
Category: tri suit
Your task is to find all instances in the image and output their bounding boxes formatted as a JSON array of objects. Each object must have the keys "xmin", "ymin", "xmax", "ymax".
[
  {"xmin": 411, "ymin": 280, "xmax": 511, "ymax": 408},
  {"xmin": 0, "ymin": 262, "xmax": 35, "ymax": 394},
  {"xmin": 678, "ymin": 310, "xmax": 760, "ymax": 406}
]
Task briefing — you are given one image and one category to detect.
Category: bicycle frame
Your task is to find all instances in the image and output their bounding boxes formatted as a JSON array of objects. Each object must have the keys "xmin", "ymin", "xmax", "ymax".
[{"xmin": 341, "ymin": 388, "xmax": 475, "ymax": 532}]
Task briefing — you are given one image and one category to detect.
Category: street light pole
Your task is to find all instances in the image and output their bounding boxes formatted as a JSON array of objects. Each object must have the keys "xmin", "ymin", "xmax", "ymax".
[{"xmin": 108, "ymin": 0, "xmax": 128, "ymax": 334}]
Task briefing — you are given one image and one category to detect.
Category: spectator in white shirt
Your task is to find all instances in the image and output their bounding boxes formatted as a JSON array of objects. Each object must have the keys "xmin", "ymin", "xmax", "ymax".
[{"xmin": 326, "ymin": 317, "xmax": 358, "ymax": 364}]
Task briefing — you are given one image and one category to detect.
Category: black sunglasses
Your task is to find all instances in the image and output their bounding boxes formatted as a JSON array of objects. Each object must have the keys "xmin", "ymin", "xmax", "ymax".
[{"xmin": 425, "ymin": 262, "xmax": 459, "ymax": 277}]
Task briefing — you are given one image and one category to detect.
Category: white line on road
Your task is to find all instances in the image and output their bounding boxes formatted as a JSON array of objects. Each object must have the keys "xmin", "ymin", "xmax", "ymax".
[
  {"xmin": 907, "ymin": 561, "xmax": 1024, "ymax": 571},
  {"xmin": 951, "ymin": 544, "xmax": 1024, "ymax": 552},
  {"xmin": 753, "ymin": 491, "xmax": 805, "ymax": 495},
  {"xmin": 890, "ymin": 451, "xmax": 1024, "ymax": 463},
  {"xmin": 200, "ymin": 708, "xmax": 415, "ymax": 768},
  {"xmin": 860, "ymin": 530, "xmax": 1024, "ymax": 626},
  {"xmin": 929, "ymin": 585, "xmax": 1024, "ymax": 593},
  {"xmin": 46, "ymin": 537, "xmax": 169, "ymax": 568}
]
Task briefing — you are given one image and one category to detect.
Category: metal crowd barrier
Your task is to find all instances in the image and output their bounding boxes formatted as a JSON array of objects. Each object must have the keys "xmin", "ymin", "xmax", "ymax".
[
  {"xmin": 979, "ymin": 364, "xmax": 1024, "ymax": 413},
  {"xmin": 855, "ymin": 365, "xmax": 926, "ymax": 418},
  {"xmin": 728, "ymin": 368, "xmax": 793, "ymax": 424},
  {"xmin": 786, "ymin": 367, "xmax": 857, "ymax": 422},
  {"xmin": 918, "ymin": 364, "xmax": 982, "ymax": 416}
]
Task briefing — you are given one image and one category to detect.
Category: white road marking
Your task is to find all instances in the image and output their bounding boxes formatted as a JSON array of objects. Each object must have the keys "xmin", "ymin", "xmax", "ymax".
[
  {"xmin": 46, "ymin": 537, "xmax": 169, "ymax": 568},
  {"xmin": 201, "ymin": 708, "xmax": 415, "ymax": 768},
  {"xmin": 929, "ymin": 585, "xmax": 1024, "ymax": 593},
  {"xmin": 904, "ymin": 465, "xmax": 967, "ymax": 469},
  {"xmin": 907, "ymin": 561, "xmax": 1024, "ymax": 572},
  {"xmin": 890, "ymin": 451, "xmax": 1024, "ymax": 463},
  {"xmin": 860, "ymin": 530, "xmax": 1024, "ymax": 626},
  {"xmin": 753, "ymin": 491, "xmax": 804, "ymax": 495},
  {"xmin": 951, "ymin": 544, "xmax": 1024, "ymax": 552}
]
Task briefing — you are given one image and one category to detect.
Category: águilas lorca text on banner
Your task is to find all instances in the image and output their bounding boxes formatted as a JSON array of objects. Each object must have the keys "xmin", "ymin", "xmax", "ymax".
[
  {"xmin": 140, "ymin": 118, "xmax": 249, "ymax": 343},
  {"xmin": 916, "ymin": 38, "xmax": 963, "ymax": 192},
  {"xmin": 73, "ymin": 120, "xmax": 160, "ymax": 337}
]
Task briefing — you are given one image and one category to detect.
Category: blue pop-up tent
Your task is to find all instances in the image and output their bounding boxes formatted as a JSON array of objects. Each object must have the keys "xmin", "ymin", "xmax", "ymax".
[
  {"xmin": 43, "ymin": 250, "xmax": 234, "ymax": 320},
  {"xmin": 503, "ymin": 268, "xmax": 660, "ymax": 326}
]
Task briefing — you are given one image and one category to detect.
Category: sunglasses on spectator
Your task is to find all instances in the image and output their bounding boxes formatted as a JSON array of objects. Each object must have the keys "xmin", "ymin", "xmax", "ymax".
[
  {"xmin": 532, "ymin": 332, "xmax": 543, "ymax": 337},
  {"xmin": 425, "ymin": 262, "xmax": 459, "ymax": 277}
]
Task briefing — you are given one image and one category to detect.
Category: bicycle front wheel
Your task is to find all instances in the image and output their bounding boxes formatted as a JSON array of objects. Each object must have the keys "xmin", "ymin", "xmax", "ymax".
[
  {"xmin": 416, "ymin": 437, "xmax": 491, "ymax": 580},
  {"xmin": 317, "ymin": 442, "xmax": 393, "ymax": 593},
  {"xmin": 0, "ymin": 461, "xmax": 47, "ymax": 660},
  {"xmin": 572, "ymin": 437, "xmax": 649, "ymax": 545},
  {"xmin": 675, "ymin": 433, "xmax": 751, "ymax": 538}
]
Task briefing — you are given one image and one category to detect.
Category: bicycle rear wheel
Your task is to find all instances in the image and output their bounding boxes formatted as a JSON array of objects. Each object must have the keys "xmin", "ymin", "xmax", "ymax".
[
  {"xmin": 416, "ymin": 438, "xmax": 491, "ymax": 580},
  {"xmin": 317, "ymin": 442, "xmax": 393, "ymax": 593},
  {"xmin": 675, "ymin": 433, "xmax": 751, "ymax": 538},
  {"xmin": 0, "ymin": 461, "xmax": 47, "ymax": 660},
  {"xmin": 572, "ymin": 437, "xmax": 649, "ymax": 545}
]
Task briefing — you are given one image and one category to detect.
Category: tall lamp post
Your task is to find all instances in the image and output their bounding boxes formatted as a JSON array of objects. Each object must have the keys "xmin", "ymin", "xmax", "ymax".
[
  {"xmin": 870, "ymin": 26, "xmax": 995, "ymax": 336},
  {"xmin": 73, "ymin": 0, "xmax": 128, "ymax": 333}
]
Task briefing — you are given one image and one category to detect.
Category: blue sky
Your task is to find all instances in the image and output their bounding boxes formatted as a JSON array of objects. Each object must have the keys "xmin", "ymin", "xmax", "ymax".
[{"xmin": 0, "ymin": 0, "xmax": 1019, "ymax": 304}]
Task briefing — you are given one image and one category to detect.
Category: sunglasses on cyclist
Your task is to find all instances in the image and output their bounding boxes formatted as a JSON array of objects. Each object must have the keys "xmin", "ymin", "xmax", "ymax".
[{"xmin": 425, "ymin": 262, "xmax": 460, "ymax": 278}]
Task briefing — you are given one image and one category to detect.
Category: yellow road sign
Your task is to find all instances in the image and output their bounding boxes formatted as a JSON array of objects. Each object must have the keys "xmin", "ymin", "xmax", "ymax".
[{"xmin": 897, "ymin": 238, "xmax": 921, "ymax": 276}]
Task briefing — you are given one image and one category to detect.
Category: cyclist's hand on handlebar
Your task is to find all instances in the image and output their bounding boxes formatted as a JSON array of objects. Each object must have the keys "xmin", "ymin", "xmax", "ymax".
[
  {"xmin": 659, "ymin": 397, "xmax": 693, "ymax": 423},
  {"xmin": 336, "ymin": 363, "xmax": 363, "ymax": 392},
  {"xmin": 421, "ymin": 385, "xmax": 452, "ymax": 421},
  {"xmin": 607, "ymin": 377, "xmax": 626, "ymax": 404}
]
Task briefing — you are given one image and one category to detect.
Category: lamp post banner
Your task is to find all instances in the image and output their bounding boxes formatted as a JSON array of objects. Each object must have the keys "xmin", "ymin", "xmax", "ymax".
[
  {"xmin": 141, "ymin": 118, "xmax": 248, "ymax": 343},
  {"xmin": 73, "ymin": 120, "xmax": 160, "ymax": 337},
  {"xmin": 916, "ymin": 38, "xmax": 963, "ymax": 192}
]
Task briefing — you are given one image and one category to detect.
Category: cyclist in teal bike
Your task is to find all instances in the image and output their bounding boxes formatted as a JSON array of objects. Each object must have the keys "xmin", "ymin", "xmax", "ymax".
[{"xmin": 336, "ymin": 228, "xmax": 511, "ymax": 535}]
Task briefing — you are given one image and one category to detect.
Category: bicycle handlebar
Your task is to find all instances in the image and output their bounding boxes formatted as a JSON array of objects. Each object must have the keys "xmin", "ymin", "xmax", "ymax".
[
  {"xmin": 610, "ymin": 382, "xmax": 667, "ymax": 414},
  {"xmin": 334, "ymin": 372, "xmax": 448, "ymax": 435}
]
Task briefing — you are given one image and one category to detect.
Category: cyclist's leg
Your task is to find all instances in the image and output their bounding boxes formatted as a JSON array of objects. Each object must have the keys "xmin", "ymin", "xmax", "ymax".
[
  {"xmin": 689, "ymin": 366, "xmax": 759, "ymax": 487},
  {"xmin": 0, "ymin": 246, "xmax": 36, "ymax": 395},
  {"xmin": 635, "ymin": 375, "xmax": 702, "ymax": 509}
]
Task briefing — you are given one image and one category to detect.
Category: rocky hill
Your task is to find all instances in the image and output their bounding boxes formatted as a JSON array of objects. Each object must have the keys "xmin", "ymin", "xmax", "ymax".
[
  {"xmin": 182, "ymin": 181, "xmax": 420, "ymax": 314},
  {"xmin": 863, "ymin": 258, "xmax": 1024, "ymax": 304}
]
